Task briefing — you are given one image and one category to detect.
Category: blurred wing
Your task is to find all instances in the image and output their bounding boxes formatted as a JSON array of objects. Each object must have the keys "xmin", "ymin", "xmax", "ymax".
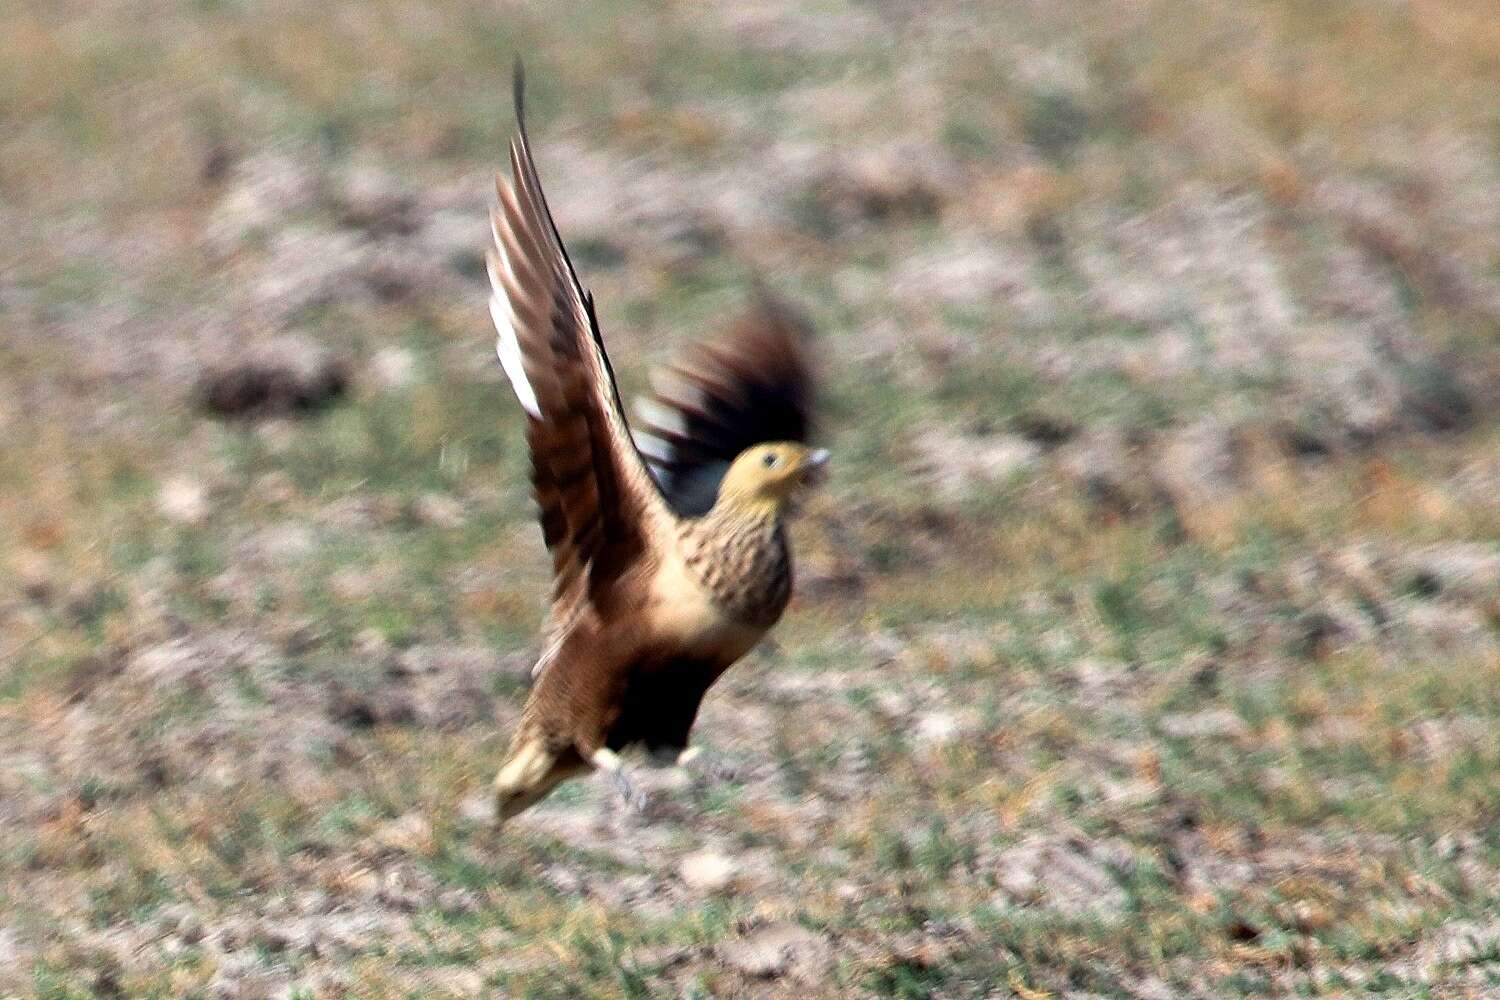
[
  {"xmin": 634, "ymin": 294, "xmax": 816, "ymax": 516},
  {"xmin": 489, "ymin": 66, "xmax": 674, "ymax": 637}
]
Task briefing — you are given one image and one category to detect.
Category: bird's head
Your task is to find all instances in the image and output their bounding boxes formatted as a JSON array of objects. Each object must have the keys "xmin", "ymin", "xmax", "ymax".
[{"xmin": 715, "ymin": 442, "xmax": 829, "ymax": 517}]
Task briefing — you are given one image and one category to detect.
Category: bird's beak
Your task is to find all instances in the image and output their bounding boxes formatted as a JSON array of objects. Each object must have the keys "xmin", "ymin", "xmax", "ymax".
[{"xmin": 802, "ymin": 448, "xmax": 830, "ymax": 486}]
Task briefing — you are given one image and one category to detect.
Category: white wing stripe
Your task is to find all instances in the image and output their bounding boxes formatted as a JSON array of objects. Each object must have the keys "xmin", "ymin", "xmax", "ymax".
[
  {"xmin": 633, "ymin": 397, "xmax": 689, "ymax": 436},
  {"xmin": 633, "ymin": 430, "xmax": 675, "ymax": 465},
  {"xmin": 488, "ymin": 188, "xmax": 543, "ymax": 420},
  {"xmin": 488, "ymin": 253, "xmax": 542, "ymax": 419}
]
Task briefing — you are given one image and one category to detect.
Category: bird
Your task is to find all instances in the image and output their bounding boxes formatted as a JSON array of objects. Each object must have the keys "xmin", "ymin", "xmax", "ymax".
[{"xmin": 487, "ymin": 66, "xmax": 825, "ymax": 823}]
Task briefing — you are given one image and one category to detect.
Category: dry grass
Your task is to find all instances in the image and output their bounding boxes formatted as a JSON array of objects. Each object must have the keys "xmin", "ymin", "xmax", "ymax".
[{"xmin": 4, "ymin": 1, "xmax": 1500, "ymax": 997}]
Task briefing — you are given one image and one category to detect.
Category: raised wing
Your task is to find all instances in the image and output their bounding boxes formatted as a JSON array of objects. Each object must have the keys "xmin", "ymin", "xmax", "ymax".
[
  {"xmin": 488, "ymin": 66, "xmax": 675, "ymax": 631},
  {"xmin": 634, "ymin": 294, "xmax": 816, "ymax": 516}
]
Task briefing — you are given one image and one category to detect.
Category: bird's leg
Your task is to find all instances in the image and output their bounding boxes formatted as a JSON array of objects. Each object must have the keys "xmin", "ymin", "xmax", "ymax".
[
  {"xmin": 671, "ymin": 744, "xmax": 740, "ymax": 782},
  {"xmin": 591, "ymin": 748, "xmax": 649, "ymax": 814}
]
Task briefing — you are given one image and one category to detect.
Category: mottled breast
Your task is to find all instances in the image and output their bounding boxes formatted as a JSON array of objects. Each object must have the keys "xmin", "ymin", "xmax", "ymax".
[
  {"xmin": 679, "ymin": 513, "xmax": 792, "ymax": 628},
  {"xmin": 646, "ymin": 511, "xmax": 792, "ymax": 662}
]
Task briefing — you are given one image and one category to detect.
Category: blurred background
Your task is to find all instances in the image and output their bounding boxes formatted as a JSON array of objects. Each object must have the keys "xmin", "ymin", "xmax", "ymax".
[{"xmin": 3, "ymin": 1, "xmax": 1500, "ymax": 996}]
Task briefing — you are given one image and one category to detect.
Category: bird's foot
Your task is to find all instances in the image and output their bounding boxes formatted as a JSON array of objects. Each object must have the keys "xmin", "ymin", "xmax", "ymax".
[
  {"xmin": 670, "ymin": 745, "xmax": 741, "ymax": 783},
  {"xmin": 611, "ymin": 767, "xmax": 652, "ymax": 814},
  {"xmin": 591, "ymin": 748, "xmax": 652, "ymax": 816}
]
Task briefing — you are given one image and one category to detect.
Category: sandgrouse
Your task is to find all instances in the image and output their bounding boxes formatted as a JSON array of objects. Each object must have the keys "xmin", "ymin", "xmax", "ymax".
[{"xmin": 488, "ymin": 68, "xmax": 824, "ymax": 822}]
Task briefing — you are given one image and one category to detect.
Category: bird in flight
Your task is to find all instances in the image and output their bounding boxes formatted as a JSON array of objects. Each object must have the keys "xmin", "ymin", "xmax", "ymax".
[{"xmin": 488, "ymin": 67, "xmax": 826, "ymax": 823}]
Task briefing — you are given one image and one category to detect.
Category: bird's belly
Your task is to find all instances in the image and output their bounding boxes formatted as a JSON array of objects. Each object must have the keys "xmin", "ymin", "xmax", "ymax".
[{"xmin": 647, "ymin": 556, "xmax": 766, "ymax": 663}]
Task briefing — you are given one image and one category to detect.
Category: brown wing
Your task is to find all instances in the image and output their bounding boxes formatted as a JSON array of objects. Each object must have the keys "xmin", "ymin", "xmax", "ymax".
[
  {"xmin": 634, "ymin": 293, "xmax": 816, "ymax": 516},
  {"xmin": 488, "ymin": 66, "xmax": 675, "ymax": 653}
]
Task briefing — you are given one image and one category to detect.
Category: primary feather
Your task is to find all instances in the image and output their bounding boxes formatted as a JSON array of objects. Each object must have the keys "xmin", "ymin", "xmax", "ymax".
[
  {"xmin": 634, "ymin": 294, "xmax": 814, "ymax": 515},
  {"xmin": 487, "ymin": 65, "xmax": 823, "ymax": 823}
]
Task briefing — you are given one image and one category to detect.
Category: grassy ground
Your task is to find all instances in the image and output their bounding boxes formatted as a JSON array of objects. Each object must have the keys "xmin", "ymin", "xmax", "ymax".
[{"xmin": 4, "ymin": 1, "xmax": 1500, "ymax": 996}]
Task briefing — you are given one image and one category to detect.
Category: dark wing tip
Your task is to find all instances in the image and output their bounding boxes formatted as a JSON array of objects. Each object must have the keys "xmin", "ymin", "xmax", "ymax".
[
  {"xmin": 733, "ymin": 272, "xmax": 813, "ymax": 346},
  {"xmin": 635, "ymin": 288, "xmax": 818, "ymax": 514},
  {"xmin": 754, "ymin": 286, "xmax": 813, "ymax": 345},
  {"xmin": 512, "ymin": 59, "xmax": 527, "ymax": 134}
]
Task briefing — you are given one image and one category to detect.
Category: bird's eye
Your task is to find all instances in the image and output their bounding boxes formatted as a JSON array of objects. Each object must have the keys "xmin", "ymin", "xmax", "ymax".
[{"xmin": 762, "ymin": 453, "xmax": 778, "ymax": 468}]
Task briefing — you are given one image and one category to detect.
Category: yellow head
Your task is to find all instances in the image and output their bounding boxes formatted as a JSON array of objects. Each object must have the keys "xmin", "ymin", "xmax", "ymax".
[{"xmin": 714, "ymin": 442, "xmax": 829, "ymax": 515}]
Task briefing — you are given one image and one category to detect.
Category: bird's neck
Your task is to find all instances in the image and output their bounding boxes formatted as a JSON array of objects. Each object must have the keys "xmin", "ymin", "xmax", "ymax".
[
  {"xmin": 692, "ymin": 499, "xmax": 784, "ymax": 557},
  {"xmin": 708, "ymin": 494, "xmax": 785, "ymax": 525}
]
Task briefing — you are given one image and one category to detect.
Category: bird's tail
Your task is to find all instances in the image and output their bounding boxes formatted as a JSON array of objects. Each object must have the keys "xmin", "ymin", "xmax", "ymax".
[{"xmin": 492, "ymin": 726, "xmax": 586, "ymax": 824}]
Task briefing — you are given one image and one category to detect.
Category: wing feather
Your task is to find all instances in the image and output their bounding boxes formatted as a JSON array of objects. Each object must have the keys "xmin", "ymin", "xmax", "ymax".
[
  {"xmin": 634, "ymin": 293, "xmax": 816, "ymax": 516},
  {"xmin": 487, "ymin": 66, "xmax": 674, "ymax": 668}
]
